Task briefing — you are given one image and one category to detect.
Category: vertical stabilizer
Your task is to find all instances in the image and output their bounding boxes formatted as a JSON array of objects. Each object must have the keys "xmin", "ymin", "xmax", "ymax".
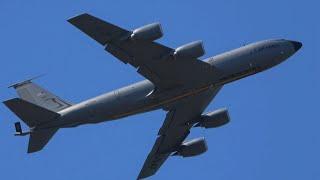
[{"xmin": 9, "ymin": 78, "xmax": 72, "ymax": 112}]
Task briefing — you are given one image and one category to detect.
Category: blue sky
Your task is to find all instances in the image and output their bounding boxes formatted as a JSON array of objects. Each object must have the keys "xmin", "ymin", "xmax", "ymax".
[{"xmin": 0, "ymin": 0, "xmax": 319, "ymax": 179}]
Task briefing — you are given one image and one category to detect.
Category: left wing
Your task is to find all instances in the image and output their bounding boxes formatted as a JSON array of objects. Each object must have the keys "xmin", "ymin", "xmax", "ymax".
[
  {"xmin": 68, "ymin": 13, "xmax": 217, "ymax": 91},
  {"xmin": 137, "ymin": 86, "xmax": 222, "ymax": 179}
]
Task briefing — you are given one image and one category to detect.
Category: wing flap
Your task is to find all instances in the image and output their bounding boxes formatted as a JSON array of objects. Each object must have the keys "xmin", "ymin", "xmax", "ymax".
[{"xmin": 105, "ymin": 44, "xmax": 132, "ymax": 64}]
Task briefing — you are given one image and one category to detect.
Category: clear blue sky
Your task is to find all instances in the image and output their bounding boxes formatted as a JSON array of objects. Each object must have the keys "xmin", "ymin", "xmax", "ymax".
[{"xmin": 0, "ymin": 0, "xmax": 319, "ymax": 179}]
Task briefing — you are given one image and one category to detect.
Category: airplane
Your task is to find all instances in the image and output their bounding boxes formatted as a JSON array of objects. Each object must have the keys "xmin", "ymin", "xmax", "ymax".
[{"xmin": 3, "ymin": 13, "xmax": 302, "ymax": 179}]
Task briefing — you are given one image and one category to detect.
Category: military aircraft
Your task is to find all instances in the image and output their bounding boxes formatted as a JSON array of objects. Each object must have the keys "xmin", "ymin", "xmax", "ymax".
[{"xmin": 3, "ymin": 13, "xmax": 302, "ymax": 179}]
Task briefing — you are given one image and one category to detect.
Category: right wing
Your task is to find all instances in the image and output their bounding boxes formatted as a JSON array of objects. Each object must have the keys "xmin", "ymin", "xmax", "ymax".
[
  {"xmin": 68, "ymin": 13, "xmax": 217, "ymax": 91},
  {"xmin": 137, "ymin": 86, "xmax": 222, "ymax": 179}
]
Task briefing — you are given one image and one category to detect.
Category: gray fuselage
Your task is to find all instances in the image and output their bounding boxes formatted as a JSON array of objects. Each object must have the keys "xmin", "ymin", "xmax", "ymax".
[{"xmin": 40, "ymin": 39, "xmax": 300, "ymax": 130}]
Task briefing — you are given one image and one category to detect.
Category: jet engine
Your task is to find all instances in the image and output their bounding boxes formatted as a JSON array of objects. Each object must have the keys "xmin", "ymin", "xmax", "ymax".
[
  {"xmin": 173, "ymin": 137, "xmax": 207, "ymax": 157},
  {"xmin": 130, "ymin": 23, "xmax": 163, "ymax": 41},
  {"xmin": 174, "ymin": 40, "xmax": 205, "ymax": 59},
  {"xmin": 195, "ymin": 108, "xmax": 230, "ymax": 128}
]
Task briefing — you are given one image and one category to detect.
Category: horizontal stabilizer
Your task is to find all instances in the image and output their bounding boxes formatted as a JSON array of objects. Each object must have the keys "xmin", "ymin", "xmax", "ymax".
[
  {"xmin": 28, "ymin": 129, "xmax": 58, "ymax": 153},
  {"xmin": 4, "ymin": 98, "xmax": 60, "ymax": 153},
  {"xmin": 3, "ymin": 98, "xmax": 60, "ymax": 127}
]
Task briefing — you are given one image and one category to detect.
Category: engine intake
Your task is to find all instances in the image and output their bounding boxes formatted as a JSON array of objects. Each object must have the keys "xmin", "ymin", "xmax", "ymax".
[
  {"xmin": 173, "ymin": 137, "xmax": 207, "ymax": 157},
  {"xmin": 195, "ymin": 108, "xmax": 230, "ymax": 128},
  {"xmin": 130, "ymin": 23, "xmax": 163, "ymax": 41},
  {"xmin": 174, "ymin": 40, "xmax": 205, "ymax": 59}
]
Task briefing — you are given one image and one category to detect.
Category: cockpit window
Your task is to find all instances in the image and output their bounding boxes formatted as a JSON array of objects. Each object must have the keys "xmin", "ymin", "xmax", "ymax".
[{"xmin": 250, "ymin": 44, "xmax": 280, "ymax": 55}]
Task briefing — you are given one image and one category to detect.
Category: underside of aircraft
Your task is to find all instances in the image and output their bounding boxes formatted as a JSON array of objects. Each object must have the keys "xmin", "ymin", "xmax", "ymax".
[{"xmin": 3, "ymin": 13, "xmax": 301, "ymax": 179}]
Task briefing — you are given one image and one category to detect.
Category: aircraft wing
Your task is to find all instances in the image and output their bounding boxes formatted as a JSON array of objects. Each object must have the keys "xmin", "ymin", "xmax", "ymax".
[
  {"xmin": 137, "ymin": 86, "xmax": 222, "ymax": 179},
  {"xmin": 68, "ymin": 13, "xmax": 216, "ymax": 91}
]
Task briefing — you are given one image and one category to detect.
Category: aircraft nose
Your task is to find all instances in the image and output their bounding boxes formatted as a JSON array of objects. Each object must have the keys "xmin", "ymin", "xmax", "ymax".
[{"xmin": 289, "ymin": 40, "xmax": 302, "ymax": 51}]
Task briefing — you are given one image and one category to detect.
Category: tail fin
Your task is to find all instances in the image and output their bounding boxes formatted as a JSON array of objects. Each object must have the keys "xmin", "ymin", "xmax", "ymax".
[
  {"xmin": 9, "ymin": 77, "xmax": 72, "ymax": 112},
  {"xmin": 3, "ymin": 98, "xmax": 60, "ymax": 153}
]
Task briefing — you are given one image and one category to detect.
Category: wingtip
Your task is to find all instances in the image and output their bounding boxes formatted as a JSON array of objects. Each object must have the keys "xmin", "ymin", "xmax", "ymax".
[{"xmin": 67, "ymin": 13, "xmax": 91, "ymax": 23}]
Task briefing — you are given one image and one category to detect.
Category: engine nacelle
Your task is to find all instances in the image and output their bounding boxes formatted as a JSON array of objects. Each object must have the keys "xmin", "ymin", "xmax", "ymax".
[
  {"xmin": 195, "ymin": 108, "xmax": 230, "ymax": 128},
  {"xmin": 130, "ymin": 23, "xmax": 163, "ymax": 41},
  {"xmin": 174, "ymin": 40, "xmax": 205, "ymax": 59},
  {"xmin": 173, "ymin": 137, "xmax": 207, "ymax": 157}
]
